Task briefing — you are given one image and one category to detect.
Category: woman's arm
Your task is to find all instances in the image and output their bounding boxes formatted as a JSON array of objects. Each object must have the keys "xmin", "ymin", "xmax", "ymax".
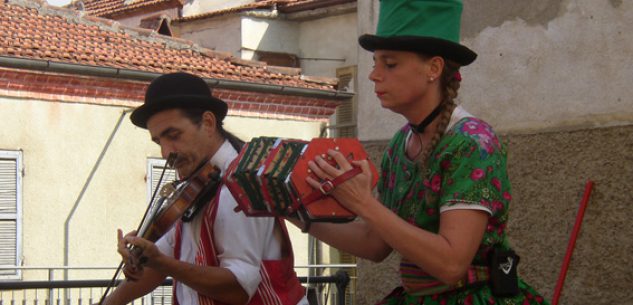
[
  {"xmin": 287, "ymin": 217, "xmax": 392, "ymax": 262},
  {"xmin": 308, "ymin": 150, "xmax": 488, "ymax": 285},
  {"xmin": 360, "ymin": 203, "xmax": 487, "ymax": 284}
]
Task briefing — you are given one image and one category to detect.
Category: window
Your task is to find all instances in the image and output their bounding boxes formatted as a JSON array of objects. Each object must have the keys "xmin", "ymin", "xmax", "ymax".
[
  {"xmin": 146, "ymin": 158, "xmax": 178, "ymax": 206},
  {"xmin": 331, "ymin": 66, "xmax": 357, "ymax": 137},
  {"xmin": 0, "ymin": 150, "xmax": 22, "ymax": 279},
  {"xmin": 144, "ymin": 158, "xmax": 177, "ymax": 305}
]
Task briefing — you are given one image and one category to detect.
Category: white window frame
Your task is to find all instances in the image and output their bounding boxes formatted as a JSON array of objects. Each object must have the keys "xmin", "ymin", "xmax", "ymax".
[
  {"xmin": 144, "ymin": 157, "xmax": 177, "ymax": 304},
  {"xmin": 0, "ymin": 150, "xmax": 23, "ymax": 279},
  {"xmin": 145, "ymin": 158, "xmax": 178, "ymax": 205}
]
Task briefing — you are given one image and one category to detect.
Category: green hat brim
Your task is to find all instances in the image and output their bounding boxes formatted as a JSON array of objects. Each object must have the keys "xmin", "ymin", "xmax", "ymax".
[{"xmin": 359, "ymin": 34, "xmax": 477, "ymax": 66}]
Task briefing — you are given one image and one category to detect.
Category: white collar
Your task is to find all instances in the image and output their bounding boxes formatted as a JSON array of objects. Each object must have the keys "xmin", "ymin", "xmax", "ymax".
[
  {"xmin": 447, "ymin": 105, "xmax": 473, "ymax": 130},
  {"xmin": 209, "ymin": 139, "xmax": 238, "ymax": 172}
]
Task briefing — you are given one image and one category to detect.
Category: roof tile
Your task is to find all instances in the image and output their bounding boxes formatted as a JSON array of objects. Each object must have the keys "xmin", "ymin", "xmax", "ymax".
[
  {"xmin": 0, "ymin": 0, "xmax": 335, "ymax": 91},
  {"xmin": 173, "ymin": 0, "xmax": 355, "ymax": 22},
  {"xmin": 72, "ymin": 0, "xmax": 183, "ymax": 18}
]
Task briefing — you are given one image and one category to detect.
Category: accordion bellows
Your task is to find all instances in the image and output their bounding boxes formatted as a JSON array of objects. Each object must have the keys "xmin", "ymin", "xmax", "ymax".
[{"xmin": 225, "ymin": 137, "xmax": 378, "ymax": 223}]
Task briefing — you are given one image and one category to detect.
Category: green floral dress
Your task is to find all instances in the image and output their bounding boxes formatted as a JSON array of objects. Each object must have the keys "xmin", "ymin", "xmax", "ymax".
[{"xmin": 376, "ymin": 117, "xmax": 548, "ymax": 305}]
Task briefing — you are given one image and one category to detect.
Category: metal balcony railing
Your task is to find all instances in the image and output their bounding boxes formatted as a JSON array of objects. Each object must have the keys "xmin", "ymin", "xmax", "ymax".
[{"xmin": 0, "ymin": 265, "xmax": 355, "ymax": 305}]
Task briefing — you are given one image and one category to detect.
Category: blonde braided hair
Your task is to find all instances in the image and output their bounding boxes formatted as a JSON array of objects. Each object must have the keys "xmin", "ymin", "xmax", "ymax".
[{"xmin": 414, "ymin": 59, "xmax": 461, "ymax": 170}]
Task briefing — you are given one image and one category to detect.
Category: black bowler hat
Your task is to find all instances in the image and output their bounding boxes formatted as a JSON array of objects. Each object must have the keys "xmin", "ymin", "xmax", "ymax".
[
  {"xmin": 358, "ymin": 0, "xmax": 477, "ymax": 66},
  {"xmin": 130, "ymin": 72, "xmax": 228, "ymax": 128}
]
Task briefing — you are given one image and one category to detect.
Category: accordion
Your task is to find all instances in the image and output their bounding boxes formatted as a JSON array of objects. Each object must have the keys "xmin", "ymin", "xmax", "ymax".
[{"xmin": 225, "ymin": 137, "xmax": 378, "ymax": 223}]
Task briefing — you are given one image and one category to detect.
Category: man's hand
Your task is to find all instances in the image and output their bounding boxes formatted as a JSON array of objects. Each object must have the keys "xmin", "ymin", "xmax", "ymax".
[{"xmin": 117, "ymin": 229, "xmax": 162, "ymax": 281}]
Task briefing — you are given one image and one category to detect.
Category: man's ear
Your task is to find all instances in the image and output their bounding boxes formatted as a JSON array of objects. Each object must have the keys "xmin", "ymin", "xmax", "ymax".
[{"xmin": 201, "ymin": 111, "xmax": 217, "ymax": 135}]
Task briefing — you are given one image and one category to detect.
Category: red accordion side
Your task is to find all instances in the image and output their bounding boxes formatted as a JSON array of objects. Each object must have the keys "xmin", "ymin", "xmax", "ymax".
[{"xmin": 224, "ymin": 137, "xmax": 378, "ymax": 223}]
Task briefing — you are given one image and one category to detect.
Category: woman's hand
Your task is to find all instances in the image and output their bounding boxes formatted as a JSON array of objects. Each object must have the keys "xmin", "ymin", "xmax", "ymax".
[{"xmin": 306, "ymin": 149, "xmax": 375, "ymax": 215}]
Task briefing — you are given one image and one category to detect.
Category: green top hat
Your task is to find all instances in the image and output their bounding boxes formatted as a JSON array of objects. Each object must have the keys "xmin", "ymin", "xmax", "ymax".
[{"xmin": 359, "ymin": 0, "xmax": 477, "ymax": 66}]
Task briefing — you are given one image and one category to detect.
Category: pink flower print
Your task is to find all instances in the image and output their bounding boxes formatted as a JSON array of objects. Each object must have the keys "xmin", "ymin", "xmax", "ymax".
[
  {"xmin": 522, "ymin": 300, "xmax": 530, "ymax": 305},
  {"xmin": 423, "ymin": 179, "xmax": 430, "ymax": 189},
  {"xmin": 417, "ymin": 189, "xmax": 425, "ymax": 199},
  {"xmin": 497, "ymin": 223, "xmax": 507, "ymax": 235},
  {"xmin": 480, "ymin": 199, "xmax": 491, "ymax": 210},
  {"xmin": 440, "ymin": 159, "xmax": 451, "ymax": 170},
  {"xmin": 478, "ymin": 135, "xmax": 495, "ymax": 154},
  {"xmin": 491, "ymin": 200, "xmax": 503, "ymax": 212},
  {"xmin": 487, "ymin": 296, "xmax": 496, "ymax": 304},
  {"xmin": 535, "ymin": 296, "xmax": 544, "ymax": 303},
  {"xmin": 491, "ymin": 177, "xmax": 502, "ymax": 191},
  {"xmin": 463, "ymin": 121, "xmax": 487, "ymax": 135},
  {"xmin": 503, "ymin": 191, "xmax": 512, "ymax": 201},
  {"xmin": 388, "ymin": 173, "xmax": 396, "ymax": 189},
  {"xmin": 405, "ymin": 190, "xmax": 414, "ymax": 200},
  {"xmin": 464, "ymin": 294, "xmax": 473, "ymax": 305},
  {"xmin": 426, "ymin": 208, "xmax": 436, "ymax": 216},
  {"xmin": 431, "ymin": 174, "xmax": 442, "ymax": 193},
  {"xmin": 487, "ymin": 165, "xmax": 494, "ymax": 173},
  {"xmin": 446, "ymin": 178, "xmax": 454, "ymax": 185},
  {"xmin": 487, "ymin": 223, "xmax": 495, "ymax": 232},
  {"xmin": 470, "ymin": 168, "xmax": 485, "ymax": 181}
]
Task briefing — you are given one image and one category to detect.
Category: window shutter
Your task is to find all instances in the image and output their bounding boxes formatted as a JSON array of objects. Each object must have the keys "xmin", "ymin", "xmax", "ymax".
[
  {"xmin": 148, "ymin": 159, "xmax": 178, "ymax": 206},
  {"xmin": 335, "ymin": 66, "xmax": 357, "ymax": 138},
  {"xmin": 0, "ymin": 152, "xmax": 21, "ymax": 277},
  {"xmin": 145, "ymin": 158, "xmax": 176, "ymax": 304}
]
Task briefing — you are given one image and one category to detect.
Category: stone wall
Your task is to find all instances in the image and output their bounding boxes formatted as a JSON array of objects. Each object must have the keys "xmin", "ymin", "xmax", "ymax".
[{"xmin": 355, "ymin": 124, "xmax": 633, "ymax": 304}]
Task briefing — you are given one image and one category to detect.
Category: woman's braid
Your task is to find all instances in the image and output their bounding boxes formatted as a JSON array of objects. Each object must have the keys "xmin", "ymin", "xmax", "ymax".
[{"xmin": 415, "ymin": 60, "xmax": 461, "ymax": 169}]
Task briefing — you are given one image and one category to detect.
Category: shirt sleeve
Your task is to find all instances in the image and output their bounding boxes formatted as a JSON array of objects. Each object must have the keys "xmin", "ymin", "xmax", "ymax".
[
  {"xmin": 213, "ymin": 185, "xmax": 279, "ymax": 299},
  {"xmin": 155, "ymin": 226, "xmax": 176, "ymax": 258},
  {"xmin": 437, "ymin": 135, "xmax": 508, "ymax": 216}
]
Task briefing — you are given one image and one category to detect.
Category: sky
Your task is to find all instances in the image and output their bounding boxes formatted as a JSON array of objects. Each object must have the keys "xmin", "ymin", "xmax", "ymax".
[{"xmin": 47, "ymin": 0, "xmax": 72, "ymax": 6}]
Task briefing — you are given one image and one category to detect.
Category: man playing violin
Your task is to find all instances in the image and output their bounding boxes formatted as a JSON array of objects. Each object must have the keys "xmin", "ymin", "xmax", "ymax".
[{"xmin": 101, "ymin": 72, "xmax": 308, "ymax": 305}]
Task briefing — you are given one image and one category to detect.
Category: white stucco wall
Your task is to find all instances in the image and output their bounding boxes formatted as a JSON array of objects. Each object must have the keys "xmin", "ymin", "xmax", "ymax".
[
  {"xmin": 241, "ymin": 17, "xmax": 300, "ymax": 60},
  {"xmin": 1, "ymin": 93, "xmax": 323, "ymax": 280},
  {"xmin": 462, "ymin": 0, "xmax": 633, "ymax": 134},
  {"xmin": 111, "ymin": 7, "xmax": 180, "ymax": 29},
  {"xmin": 356, "ymin": 0, "xmax": 633, "ymax": 140},
  {"xmin": 173, "ymin": 15, "xmax": 242, "ymax": 54},
  {"xmin": 0, "ymin": 98, "xmax": 156, "ymax": 280},
  {"xmin": 182, "ymin": 0, "xmax": 254, "ymax": 17},
  {"xmin": 297, "ymin": 12, "xmax": 358, "ymax": 78}
]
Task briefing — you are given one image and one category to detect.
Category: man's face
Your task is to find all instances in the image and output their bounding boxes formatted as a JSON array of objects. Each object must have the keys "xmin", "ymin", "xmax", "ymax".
[{"xmin": 147, "ymin": 108, "xmax": 215, "ymax": 178}]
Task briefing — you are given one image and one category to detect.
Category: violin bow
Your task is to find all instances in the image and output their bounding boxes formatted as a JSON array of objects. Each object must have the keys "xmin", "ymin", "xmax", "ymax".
[{"xmin": 98, "ymin": 153, "xmax": 178, "ymax": 305}]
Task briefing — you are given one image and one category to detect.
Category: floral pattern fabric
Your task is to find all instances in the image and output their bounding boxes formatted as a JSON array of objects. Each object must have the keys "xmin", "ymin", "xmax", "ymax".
[{"xmin": 376, "ymin": 117, "xmax": 549, "ymax": 305}]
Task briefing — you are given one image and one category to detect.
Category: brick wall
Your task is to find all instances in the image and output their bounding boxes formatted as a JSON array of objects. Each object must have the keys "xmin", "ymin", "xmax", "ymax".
[{"xmin": 0, "ymin": 68, "xmax": 340, "ymax": 121}]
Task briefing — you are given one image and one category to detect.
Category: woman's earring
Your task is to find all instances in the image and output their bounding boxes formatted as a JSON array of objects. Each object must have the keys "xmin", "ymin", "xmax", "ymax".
[{"xmin": 429, "ymin": 77, "xmax": 435, "ymax": 82}]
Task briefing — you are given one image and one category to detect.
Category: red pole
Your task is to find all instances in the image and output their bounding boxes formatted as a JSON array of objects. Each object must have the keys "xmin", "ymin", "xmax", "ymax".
[{"xmin": 551, "ymin": 180, "xmax": 594, "ymax": 305}]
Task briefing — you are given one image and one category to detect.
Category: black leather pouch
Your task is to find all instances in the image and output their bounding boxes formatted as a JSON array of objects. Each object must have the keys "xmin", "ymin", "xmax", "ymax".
[{"xmin": 489, "ymin": 248, "xmax": 520, "ymax": 297}]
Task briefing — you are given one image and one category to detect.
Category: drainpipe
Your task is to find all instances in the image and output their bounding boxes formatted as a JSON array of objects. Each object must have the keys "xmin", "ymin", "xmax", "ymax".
[
  {"xmin": 0, "ymin": 56, "xmax": 354, "ymax": 100},
  {"xmin": 62, "ymin": 110, "xmax": 129, "ymax": 304}
]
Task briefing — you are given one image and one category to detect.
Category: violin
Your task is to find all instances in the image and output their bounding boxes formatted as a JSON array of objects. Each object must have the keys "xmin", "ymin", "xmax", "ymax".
[
  {"xmin": 137, "ymin": 158, "xmax": 222, "ymax": 243},
  {"xmin": 98, "ymin": 153, "xmax": 222, "ymax": 305}
]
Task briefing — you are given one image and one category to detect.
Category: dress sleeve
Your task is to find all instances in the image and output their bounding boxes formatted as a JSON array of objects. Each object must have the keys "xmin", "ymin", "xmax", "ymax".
[
  {"xmin": 436, "ymin": 134, "xmax": 508, "ymax": 216},
  {"xmin": 213, "ymin": 185, "xmax": 278, "ymax": 299}
]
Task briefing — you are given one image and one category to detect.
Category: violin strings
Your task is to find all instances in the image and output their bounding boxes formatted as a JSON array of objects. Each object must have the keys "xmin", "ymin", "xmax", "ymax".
[
  {"xmin": 98, "ymin": 152, "xmax": 178, "ymax": 305},
  {"xmin": 137, "ymin": 152, "xmax": 178, "ymax": 236}
]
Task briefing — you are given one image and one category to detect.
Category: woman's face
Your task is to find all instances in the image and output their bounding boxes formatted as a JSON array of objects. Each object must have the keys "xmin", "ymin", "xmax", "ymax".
[{"xmin": 369, "ymin": 50, "xmax": 435, "ymax": 115}]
